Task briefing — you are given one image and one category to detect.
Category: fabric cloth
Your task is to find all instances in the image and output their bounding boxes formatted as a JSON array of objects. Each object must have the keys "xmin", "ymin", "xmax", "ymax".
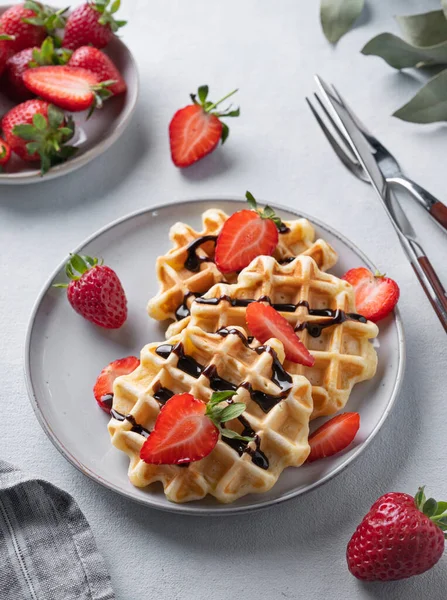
[{"xmin": 0, "ymin": 460, "xmax": 115, "ymax": 600}]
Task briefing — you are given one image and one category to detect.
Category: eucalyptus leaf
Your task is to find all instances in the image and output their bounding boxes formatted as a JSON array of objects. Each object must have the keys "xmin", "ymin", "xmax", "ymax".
[
  {"xmin": 362, "ymin": 32, "xmax": 447, "ymax": 69},
  {"xmin": 320, "ymin": 0, "xmax": 364, "ymax": 44},
  {"xmin": 393, "ymin": 68, "xmax": 447, "ymax": 123},
  {"xmin": 396, "ymin": 10, "xmax": 447, "ymax": 47}
]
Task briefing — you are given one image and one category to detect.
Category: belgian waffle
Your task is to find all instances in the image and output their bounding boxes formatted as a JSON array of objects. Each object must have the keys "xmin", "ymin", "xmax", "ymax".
[
  {"xmin": 177, "ymin": 255, "xmax": 379, "ymax": 419},
  {"xmin": 108, "ymin": 325, "xmax": 313, "ymax": 504},
  {"xmin": 147, "ymin": 209, "xmax": 338, "ymax": 323}
]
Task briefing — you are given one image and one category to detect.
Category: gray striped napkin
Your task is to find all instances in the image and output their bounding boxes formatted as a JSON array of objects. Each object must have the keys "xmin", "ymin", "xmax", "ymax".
[{"xmin": 0, "ymin": 460, "xmax": 115, "ymax": 600}]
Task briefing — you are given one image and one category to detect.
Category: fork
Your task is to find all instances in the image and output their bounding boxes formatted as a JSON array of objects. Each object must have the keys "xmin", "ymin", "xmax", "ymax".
[{"xmin": 306, "ymin": 94, "xmax": 447, "ymax": 234}]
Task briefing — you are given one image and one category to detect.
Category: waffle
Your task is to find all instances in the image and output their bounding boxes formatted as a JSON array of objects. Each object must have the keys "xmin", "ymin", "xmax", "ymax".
[
  {"xmin": 147, "ymin": 209, "xmax": 338, "ymax": 323},
  {"xmin": 108, "ymin": 325, "xmax": 313, "ymax": 504},
  {"xmin": 178, "ymin": 255, "xmax": 379, "ymax": 419}
]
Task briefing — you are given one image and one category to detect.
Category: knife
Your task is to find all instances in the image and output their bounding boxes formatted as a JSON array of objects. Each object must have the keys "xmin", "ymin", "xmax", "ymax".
[{"xmin": 315, "ymin": 75, "xmax": 447, "ymax": 333}]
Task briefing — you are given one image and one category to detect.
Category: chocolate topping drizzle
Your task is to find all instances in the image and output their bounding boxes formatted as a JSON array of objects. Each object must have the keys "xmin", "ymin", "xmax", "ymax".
[
  {"xmin": 184, "ymin": 235, "xmax": 217, "ymax": 272},
  {"xmin": 175, "ymin": 291, "xmax": 203, "ymax": 321},
  {"xmin": 110, "ymin": 408, "xmax": 151, "ymax": 438}
]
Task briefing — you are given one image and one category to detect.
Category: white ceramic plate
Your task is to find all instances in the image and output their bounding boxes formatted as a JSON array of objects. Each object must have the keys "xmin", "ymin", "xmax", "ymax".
[
  {"xmin": 25, "ymin": 198, "xmax": 405, "ymax": 515},
  {"xmin": 0, "ymin": 5, "xmax": 139, "ymax": 185}
]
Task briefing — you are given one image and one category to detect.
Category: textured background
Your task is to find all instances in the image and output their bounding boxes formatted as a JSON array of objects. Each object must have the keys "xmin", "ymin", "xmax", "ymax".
[{"xmin": 1, "ymin": 0, "xmax": 447, "ymax": 598}]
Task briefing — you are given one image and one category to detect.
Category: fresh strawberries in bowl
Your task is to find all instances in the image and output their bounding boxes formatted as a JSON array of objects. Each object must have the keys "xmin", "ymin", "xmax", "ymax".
[
  {"xmin": 63, "ymin": 0, "xmax": 126, "ymax": 50},
  {"xmin": 169, "ymin": 85, "xmax": 240, "ymax": 168},
  {"xmin": 342, "ymin": 267, "xmax": 400, "ymax": 323},
  {"xmin": 347, "ymin": 486, "xmax": 446, "ymax": 581},
  {"xmin": 0, "ymin": 137, "xmax": 11, "ymax": 166},
  {"xmin": 0, "ymin": 33, "xmax": 14, "ymax": 76},
  {"xmin": 1, "ymin": 99, "xmax": 75, "ymax": 173},
  {"xmin": 54, "ymin": 253, "xmax": 128, "ymax": 329}
]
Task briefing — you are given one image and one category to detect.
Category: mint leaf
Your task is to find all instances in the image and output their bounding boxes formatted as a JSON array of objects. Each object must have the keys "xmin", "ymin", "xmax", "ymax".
[{"xmin": 219, "ymin": 403, "xmax": 246, "ymax": 422}]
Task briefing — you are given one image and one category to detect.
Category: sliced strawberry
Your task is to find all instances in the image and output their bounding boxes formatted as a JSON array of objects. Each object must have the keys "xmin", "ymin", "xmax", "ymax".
[
  {"xmin": 140, "ymin": 391, "xmax": 253, "ymax": 465},
  {"xmin": 246, "ymin": 302, "xmax": 315, "ymax": 366},
  {"xmin": 169, "ymin": 85, "xmax": 239, "ymax": 168},
  {"xmin": 342, "ymin": 267, "xmax": 400, "ymax": 323},
  {"xmin": 140, "ymin": 393, "xmax": 219, "ymax": 465},
  {"xmin": 93, "ymin": 356, "xmax": 140, "ymax": 413},
  {"xmin": 307, "ymin": 412, "xmax": 360, "ymax": 463},
  {"xmin": 23, "ymin": 65, "xmax": 113, "ymax": 112}
]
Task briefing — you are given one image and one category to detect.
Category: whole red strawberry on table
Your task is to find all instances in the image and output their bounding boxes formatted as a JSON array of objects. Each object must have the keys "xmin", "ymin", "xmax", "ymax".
[{"xmin": 0, "ymin": 0, "xmax": 127, "ymax": 174}]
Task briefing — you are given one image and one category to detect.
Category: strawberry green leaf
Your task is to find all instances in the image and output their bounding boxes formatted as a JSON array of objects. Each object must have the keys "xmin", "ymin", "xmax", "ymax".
[
  {"xmin": 110, "ymin": 0, "xmax": 121, "ymax": 14},
  {"xmin": 415, "ymin": 486, "xmax": 426, "ymax": 510},
  {"xmin": 47, "ymin": 104, "xmax": 64, "ymax": 129},
  {"xmin": 209, "ymin": 391, "xmax": 237, "ymax": 405},
  {"xmin": 221, "ymin": 122, "xmax": 230, "ymax": 145},
  {"xmin": 26, "ymin": 142, "xmax": 40, "ymax": 155},
  {"xmin": 0, "ymin": 34, "xmax": 14, "ymax": 41},
  {"xmin": 198, "ymin": 85, "xmax": 209, "ymax": 104},
  {"xmin": 433, "ymin": 501, "xmax": 447, "ymax": 516},
  {"xmin": 423, "ymin": 498, "xmax": 437, "ymax": 518},
  {"xmin": 0, "ymin": 147, "xmax": 6, "ymax": 160},
  {"xmin": 245, "ymin": 191, "xmax": 258, "ymax": 211},
  {"xmin": 33, "ymin": 113, "xmax": 47, "ymax": 131},
  {"xmin": 13, "ymin": 124, "xmax": 38, "ymax": 141}
]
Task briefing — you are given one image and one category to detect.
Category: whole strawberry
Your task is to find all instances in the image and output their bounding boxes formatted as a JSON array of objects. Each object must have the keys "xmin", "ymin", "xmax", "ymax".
[
  {"xmin": 169, "ymin": 85, "xmax": 240, "ymax": 168},
  {"xmin": 0, "ymin": 34, "xmax": 14, "ymax": 77},
  {"xmin": 0, "ymin": 2, "xmax": 66, "ymax": 53},
  {"xmin": 1, "ymin": 99, "xmax": 76, "ymax": 174},
  {"xmin": 63, "ymin": 0, "xmax": 127, "ymax": 50},
  {"xmin": 69, "ymin": 46, "xmax": 126, "ymax": 95},
  {"xmin": 347, "ymin": 487, "xmax": 446, "ymax": 581},
  {"xmin": 2, "ymin": 37, "xmax": 72, "ymax": 102},
  {"xmin": 55, "ymin": 254, "xmax": 128, "ymax": 329}
]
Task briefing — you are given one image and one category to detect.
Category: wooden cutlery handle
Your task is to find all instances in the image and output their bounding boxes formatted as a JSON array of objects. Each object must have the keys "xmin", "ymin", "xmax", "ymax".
[
  {"xmin": 430, "ymin": 201, "xmax": 447, "ymax": 231},
  {"xmin": 412, "ymin": 256, "xmax": 447, "ymax": 333}
]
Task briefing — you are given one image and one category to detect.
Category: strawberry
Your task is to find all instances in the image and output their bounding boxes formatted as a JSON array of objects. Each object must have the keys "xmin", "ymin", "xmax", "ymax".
[
  {"xmin": 347, "ymin": 486, "xmax": 446, "ymax": 581},
  {"xmin": 215, "ymin": 191, "xmax": 284, "ymax": 273},
  {"xmin": 1, "ymin": 100, "xmax": 76, "ymax": 174},
  {"xmin": 69, "ymin": 46, "xmax": 126, "ymax": 95},
  {"xmin": 169, "ymin": 85, "xmax": 239, "ymax": 168},
  {"xmin": 63, "ymin": 0, "xmax": 127, "ymax": 50},
  {"xmin": 342, "ymin": 267, "xmax": 400, "ymax": 323},
  {"xmin": 93, "ymin": 356, "xmax": 140, "ymax": 413},
  {"xmin": 246, "ymin": 301, "xmax": 315, "ymax": 366},
  {"xmin": 140, "ymin": 391, "xmax": 253, "ymax": 465},
  {"xmin": 0, "ymin": 2, "xmax": 66, "ymax": 53},
  {"xmin": 54, "ymin": 254, "xmax": 127, "ymax": 329},
  {"xmin": 0, "ymin": 34, "xmax": 14, "ymax": 77},
  {"xmin": 306, "ymin": 412, "xmax": 360, "ymax": 462},
  {"xmin": 0, "ymin": 137, "xmax": 11, "ymax": 166},
  {"xmin": 23, "ymin": 65, "xmax": 114, "ymax": 113},
  {"xmin": 2, "ymin": 37, "xmax": 72, "ymax": 102}
]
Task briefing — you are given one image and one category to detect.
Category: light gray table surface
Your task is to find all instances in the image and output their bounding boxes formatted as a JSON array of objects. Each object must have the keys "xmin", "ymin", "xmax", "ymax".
[{"xmin": 1, "ymin": 0, "xmax": 446, "ymax": 598}]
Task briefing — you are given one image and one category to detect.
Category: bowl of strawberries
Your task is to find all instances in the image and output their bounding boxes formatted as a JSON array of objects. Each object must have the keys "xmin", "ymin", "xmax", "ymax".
[{"xmin": 0, "ymin": 0, "xmax": 138, "ymax": 183}]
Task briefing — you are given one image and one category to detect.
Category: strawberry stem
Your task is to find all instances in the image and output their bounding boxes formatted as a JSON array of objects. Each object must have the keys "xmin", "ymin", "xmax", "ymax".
[
  {"xmin": 414, "ymin": 486, "xmax": 447, "ymax": 538},
  {"xmin": 205, "ymin": 88, "xmax": 239, "ymax": 113}
]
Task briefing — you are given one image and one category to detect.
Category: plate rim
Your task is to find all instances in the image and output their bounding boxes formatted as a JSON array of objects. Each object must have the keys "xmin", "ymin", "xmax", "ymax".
[
  {"xmin": 24, "ymin": 196, "xmax": 406, "ymax": 516},
  {"xmin": 0, "ymin": 13, "xmax": 139, "ymax": 185}
]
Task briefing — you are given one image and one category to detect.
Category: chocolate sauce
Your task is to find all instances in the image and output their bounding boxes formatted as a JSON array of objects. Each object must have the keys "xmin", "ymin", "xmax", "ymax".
[
  {"xmin": 256, "ymin": 346, "xmax": 293, "ymax": 393},
  {"xmin": 217, "ymin": 327, "xmax": 254, "ymax": 347},
  {"xmin": 278, "ymin": 222, "xmax": 290, "ymax": 234},
  {"xmin": 101, "ymin": 394, "xmax": 114, "ymax": 410},
  {"xmin": 279, "ymin": 256, "xmax": 296, "ymax": 265},
  {"xmin": 110, "ymin": 409, "xmax": 151, "ymax": 438},
  {"xmin": 195, "ymin": 295, "xmax": 254, "ymax": 308},
  {"xmin": 223, "ymin": 415, "xmax": 269, "ymax": 470},
  {"xmin": 156, "ymin": 344, "xmax": 173, "ymax": 359},
  {"xmin": 173, "ymin": 343, "xmax": 203, "ymax": 378},
  {"xmin": 258, "ymin": 295, "xmax": 297, "ymax": 312},
  {"xmin": 184, "ymin": 235, "xmax": 217, "ymax": 272},
  {"xmin": 239, "ymin": 382, "xmax": 285, "ymax": 413},
  {"xmin": 174, "ymin": 291, "xmax": 203, "ymax": 321},
  {"xmin": 202, "ymin": 365, "xmax": 237, "ymax": 392},
  {"xmin": 294, "ymin": 305, "xmax": 367, "ymax": 338},
  {"xmin": 152, "ymin": 385, "xmax": 174, "ymax": 405}
]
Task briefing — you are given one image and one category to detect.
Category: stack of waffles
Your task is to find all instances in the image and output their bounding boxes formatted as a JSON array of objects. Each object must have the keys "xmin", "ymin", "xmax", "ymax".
[{"xmin": 108, "ymin": 208, "xmax": 379, "ymax": 503}]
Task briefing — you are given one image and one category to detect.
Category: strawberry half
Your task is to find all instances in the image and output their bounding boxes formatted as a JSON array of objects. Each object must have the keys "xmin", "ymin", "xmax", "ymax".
[
  {"xmin": 169, "ymin": 85, "xmax": 239, "ymax": 168},
  {"xmin": 342, "ymin": 267, "xmax": 400, "ymax": 323},
  {"xmin": 306, "ymin": 412, "xmax": 360, "ymax": 463},
  {"xmin": 23, "ymin": 65, "xmax": 114, "ymax": 113},
  {"xmin": 93, "ymin": 356, "xmax": 140, "ymax": 413},
  {"xmin": 140, "ymin": 391, "xmax": 253, "ymax": 465},
  {"xmin": 215, "ymin": 191, "xmax": 285, "ymax": 273},
  {"xmin": 246, "ymin": 301, "xmax": 315, "ymax": 366}
]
